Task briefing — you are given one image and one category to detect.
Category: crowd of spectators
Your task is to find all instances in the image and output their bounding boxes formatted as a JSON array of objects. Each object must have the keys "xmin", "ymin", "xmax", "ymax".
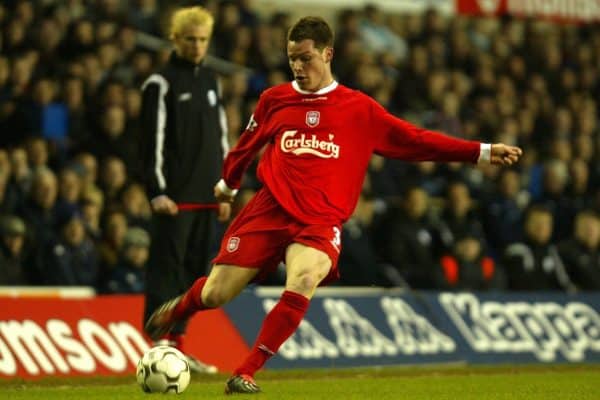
[{"xmin": 1, "ymin": 0, "xmax": 600, "ymax": 292}]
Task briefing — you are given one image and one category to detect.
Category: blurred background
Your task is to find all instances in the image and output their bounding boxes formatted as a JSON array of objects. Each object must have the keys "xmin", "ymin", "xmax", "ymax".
[{"xmin": 1, "ymin": 0, "xmax": 600, "ymax": 294}]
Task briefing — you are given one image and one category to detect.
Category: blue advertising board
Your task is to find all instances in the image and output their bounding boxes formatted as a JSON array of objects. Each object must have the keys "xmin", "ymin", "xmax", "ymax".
[{"xmin": 223, "ymin": 288, "xmax": 600, "ymax": 368}]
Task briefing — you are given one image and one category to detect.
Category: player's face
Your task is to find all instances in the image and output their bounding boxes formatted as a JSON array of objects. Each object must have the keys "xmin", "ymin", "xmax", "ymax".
[
  {"xmin": 287, "ymin": 39, "xmax": 334, "ymax": 92},
  {"xmin": 173, "ymin": 23, "xmax": 211, "ymax": 64}
]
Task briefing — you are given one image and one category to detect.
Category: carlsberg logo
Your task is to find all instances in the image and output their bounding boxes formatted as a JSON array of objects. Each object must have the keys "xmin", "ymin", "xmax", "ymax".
[{"xmin": 280, "ymin": 130, "xmax": 340, "ymax": 159}]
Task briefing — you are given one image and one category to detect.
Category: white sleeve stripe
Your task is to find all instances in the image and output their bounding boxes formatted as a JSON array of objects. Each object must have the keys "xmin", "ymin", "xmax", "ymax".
[
  {"xmin": 216, "ymin": 79, "xmax": 229, "ymax": 158},
  {"xmin": 142, "ymin": 74, "xmax": 169, "ymax": 190},
  {"xmin": 219, "ymin": 105, "xmax": 229, "ymax": 158}
]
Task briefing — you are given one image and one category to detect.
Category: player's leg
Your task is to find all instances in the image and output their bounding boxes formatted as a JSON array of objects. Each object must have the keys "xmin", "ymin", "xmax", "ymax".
[
  {"xmin": 144, "ymin": 263, "xmax": 258, "ymax": 340},
  {"xmin": 143, "ymin": 213, "xmax": 191, "ymax": 333},
  {"xmin": 145, "ymin": 189, "xmax": 271, "ymax": 340},
  {"xmin": 228, "ymin": 243, "xmax": 331, "ymax": 390},
  {"xmin": 174, "ymin": 211, "xmax": 220, "ymax": 373},
  {"xmin": 284, "ymin": 242, "xmax": 333, "ymax": 297}
]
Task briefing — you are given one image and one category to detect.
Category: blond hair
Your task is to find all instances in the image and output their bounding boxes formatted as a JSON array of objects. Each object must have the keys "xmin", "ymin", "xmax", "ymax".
[{"xmin": 169, "ymin": 6, "xmax": 214, "ymax": 40}]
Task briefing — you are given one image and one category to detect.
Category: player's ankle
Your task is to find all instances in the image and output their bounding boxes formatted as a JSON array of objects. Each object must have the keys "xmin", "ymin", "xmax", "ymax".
[{"xmin": 233, "ymin": 368, "xmax": 254, "ymax": 378}]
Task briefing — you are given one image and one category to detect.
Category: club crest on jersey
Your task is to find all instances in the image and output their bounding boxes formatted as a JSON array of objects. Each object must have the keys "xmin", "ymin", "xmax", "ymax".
[
  {"xmin": 227, "ymin": 236, "xmax": 240, "ymax": 252},
  {"xmin": 305, "ymin": 111, "xmax": 320, "ymax": 127}
]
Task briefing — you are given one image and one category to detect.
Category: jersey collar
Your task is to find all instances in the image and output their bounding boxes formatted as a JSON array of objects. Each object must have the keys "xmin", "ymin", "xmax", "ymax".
[{"xmin": 292, "ymin": 80, "xmax": 338, "ymax": 95}]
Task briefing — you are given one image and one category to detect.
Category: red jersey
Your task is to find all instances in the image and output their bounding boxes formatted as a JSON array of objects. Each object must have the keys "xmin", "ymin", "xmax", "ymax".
[{"xmin": 222, "ymin": 81, "xmax": 481, "ymax": 225}]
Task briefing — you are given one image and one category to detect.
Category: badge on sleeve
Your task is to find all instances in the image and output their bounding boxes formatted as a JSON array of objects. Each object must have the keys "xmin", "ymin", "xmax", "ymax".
[{"xmin": 227, "ymin": 236, "xmax": 240, "ymax": 252}]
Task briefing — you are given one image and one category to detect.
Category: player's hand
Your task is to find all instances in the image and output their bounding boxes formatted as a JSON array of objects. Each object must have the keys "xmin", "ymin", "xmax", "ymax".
[
  {"xmin": 214, "ymin": 181, "xmax": 236, "ymax": 203},
  {"xmin": 150, "ymin": 195, "xmax": 179, "ymax": 215},
  {"xmin": 490, "ymin": 143, "xmax": 523, "ymax": 166},
  {"xmin": 217, "ymin": 202, "xmax": 231, "ymax": 222}
]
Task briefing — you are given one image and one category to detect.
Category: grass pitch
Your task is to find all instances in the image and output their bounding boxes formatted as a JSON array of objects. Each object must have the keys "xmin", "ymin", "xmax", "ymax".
[{"xmin": 2, "ymin": 364, "xmax": 599, "ymax": 400}]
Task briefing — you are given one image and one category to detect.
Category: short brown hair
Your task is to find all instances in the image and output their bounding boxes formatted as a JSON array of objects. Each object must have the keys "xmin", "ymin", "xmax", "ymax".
[{"xmin": 287, "ymin": 17, "xmax": 334, "ymax": 49}]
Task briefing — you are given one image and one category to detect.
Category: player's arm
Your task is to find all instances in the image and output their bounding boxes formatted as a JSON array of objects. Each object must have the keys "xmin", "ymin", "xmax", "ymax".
[
  {"xmin": 371, "ymin": 101, "xmax": 521, "ymax": 165},
  {"xmin": 215, "ymin": 93, "xmax": 273, "ymax": 202}
]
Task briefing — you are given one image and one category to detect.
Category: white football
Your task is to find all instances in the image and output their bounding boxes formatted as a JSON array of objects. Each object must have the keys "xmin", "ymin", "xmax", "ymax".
[{"xmin": 136, "ymin": 345, "xmax": 191, "ymax": 394}]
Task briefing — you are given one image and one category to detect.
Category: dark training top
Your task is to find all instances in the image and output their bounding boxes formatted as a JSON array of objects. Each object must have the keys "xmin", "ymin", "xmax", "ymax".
[{"xmin": 140, "ymin": 52, "xmax": 228, "ymax": 204}]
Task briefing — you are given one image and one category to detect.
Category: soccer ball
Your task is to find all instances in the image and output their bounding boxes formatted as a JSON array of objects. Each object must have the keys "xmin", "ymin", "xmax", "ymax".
[{"xmin": 136, "ymin": 345, "xmax": 191, "ymax": 394}]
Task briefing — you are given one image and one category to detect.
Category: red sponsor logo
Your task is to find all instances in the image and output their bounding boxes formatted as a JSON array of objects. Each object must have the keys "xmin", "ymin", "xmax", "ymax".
[
  {"xmin": 457, "ymin": 0, "xmax": 600, "ymax": 23},
  {"xmin": 0, "ymin": 296, "xmax": 250, "ymax": 378}
]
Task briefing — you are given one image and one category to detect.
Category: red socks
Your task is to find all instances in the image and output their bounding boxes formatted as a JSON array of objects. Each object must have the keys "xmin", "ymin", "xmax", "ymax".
[
  {"xmin": 168, "ymin": 333, "xmax": 185, "ymax": 352},
  {"xmin": 173, "ymin": 276, "xmax": 210, "ymax": 320},
  {"xmin": 234, "ymin": 290, "xmax": 309, "ymax": 377}
]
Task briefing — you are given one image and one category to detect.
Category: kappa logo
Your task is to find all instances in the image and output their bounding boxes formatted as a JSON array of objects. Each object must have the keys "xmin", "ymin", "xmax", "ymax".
[
  {"xmin": 227, "ymin": 236, "xmax": 240, "ymax": 252},
  {"xmin": 477, "ymin": 0, "xmax": 501, "ymax": 13},
  {"xmin": 306, "ymin": 111, "xmax": 320, "ymax": 127}
]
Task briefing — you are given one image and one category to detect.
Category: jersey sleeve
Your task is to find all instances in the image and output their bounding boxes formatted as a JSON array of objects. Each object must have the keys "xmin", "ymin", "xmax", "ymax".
[
  {"xmin": 222, "ymin": 91, "xmax": 274, "ymax": 189},
  {"xmin": 369, "ymin": 99, "xmax": 481, "ymax": 163}
]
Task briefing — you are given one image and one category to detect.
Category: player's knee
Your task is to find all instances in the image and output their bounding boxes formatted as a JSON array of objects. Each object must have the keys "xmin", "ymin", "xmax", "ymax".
[
  {"xmin": 287, "ymin": 268, "xmax": 325, "ymax": 294},
  {"xmin": 201, "ymin": 285, "xmax": 231, "ymax": 308},
  {"xmin": 285, "ymin": 248, "xmax": 332, "ymax": 295}
]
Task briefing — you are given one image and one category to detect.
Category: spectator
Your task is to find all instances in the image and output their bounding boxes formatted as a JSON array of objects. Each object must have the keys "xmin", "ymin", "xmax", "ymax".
[
  {"xmin": 128, "ymin": 0, "xmax": 161, "ymax": 36},
  {"xmin": 534, "ymin": 159, "xmax": 575, "ymax": 241},
  {"xmin": 73, "ymin": 152, "xmax": 99, "ymax": 194},
  {"xmin": 121, "ymin": 183, "xmax": 151, "ymax": 230},
  {"xmin": 569, "ymin": 158, "xmax": 592, "ymax": 213},
  {"xmin": 504, "ymin": 205, "xmax": 574, "ymax": 291},
  {"xmin": 0, "ymin": 150, "xmax": 20, "ymax": 215},
  {"xmin": 88, "ymin": 105, "xmax": 139, "ymax": 173},
  {"xmin": 359, "ymin": 5, "xmax": 407, "ymax": 63},
  {"xmin": 55, "ymin": 167, "xmax": 83, "ymax": 217},
  {"xmin": 435, "ymin": 180, "xmax": 485, "ymax": 254},
  {"xmin": 338, "ymin": 192, "xmax": 394, "ymax": 287},
  {"xmin": 99, "ymin": 156, "xmax": 128, "ymax": 209},
  {"xmin": 104, "ymin": 226, "xmax": 150, "ymax": 293},
  {"xmin": 25, "ymin": 137, "xmax": 50, "ymax": 172},
  {"xmin": 376, "ymin": 186, "xmax": 440, "ymax": 288},
  {"xmin": 558, "ymin": 210, "xmax": 600, "ymax": 290},
  {"xmin": 483, "ymin": 169, "xmax": 527, "ymax": 253},
  {"xmin": 18, "ymin": 167, "xmax": 60, "ymax": 282},
  {"xmin": 437, "ymin": 232, "xmax": 506, "ymax": 290},
  {"xmin": 63, "ymin": 76, "xmax": 90, "ymax": 153},
  {"xmin": 81, "ymin": 190, "xmax": 103, "ymax": 241},
  {"xmin": 8, "ymin": 147, "xmax": 31, "ymax": 204},
  {"xmin": 97, "ymin": 209, "xmax": 128, "ymax": 274},
  {"xmin": 0, "ymin": 215, "xmax": 28, "ymax": 285},
  {"xmin": 41, "ymin": 208, "xmax": 99, "ymax": 286}
]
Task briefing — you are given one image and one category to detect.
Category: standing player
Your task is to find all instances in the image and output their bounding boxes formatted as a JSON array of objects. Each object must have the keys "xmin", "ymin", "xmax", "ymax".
[
  {"xmin": 145, "ymin": 16, "xmax": 522, "ymax": 394},
  {"xmin": 140, "ymin": 6, "xmax": 230, "ymax": 373}
]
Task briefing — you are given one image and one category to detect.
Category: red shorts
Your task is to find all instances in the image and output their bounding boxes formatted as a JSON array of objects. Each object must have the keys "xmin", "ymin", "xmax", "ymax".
[{"xmin": 212, "ymin": 188, "xmax": 342, "ymax": 285}]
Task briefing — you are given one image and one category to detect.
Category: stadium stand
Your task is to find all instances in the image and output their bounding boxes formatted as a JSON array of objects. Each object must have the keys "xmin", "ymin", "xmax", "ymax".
[{"xmin": 1, "ymin": 0, "xmax": 600, "ymax": 292}]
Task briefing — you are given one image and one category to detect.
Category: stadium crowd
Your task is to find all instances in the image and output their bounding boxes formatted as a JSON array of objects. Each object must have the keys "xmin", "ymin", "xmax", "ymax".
[{"xmin": 1, "ymin": 0, "xmax": 600, "ymax": 292}]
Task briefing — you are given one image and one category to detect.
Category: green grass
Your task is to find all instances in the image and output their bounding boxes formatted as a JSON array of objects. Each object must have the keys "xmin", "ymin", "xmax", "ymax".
[{"xmin": 2, "ymin": 365, "xmax": 600, "ymax": 399}]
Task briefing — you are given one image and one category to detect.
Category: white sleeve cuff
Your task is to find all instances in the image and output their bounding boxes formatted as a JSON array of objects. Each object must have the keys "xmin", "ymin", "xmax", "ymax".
[
  {"xmin": 478, "ymin": 143, "xmax": 491, "ymax": 164},
  {"xmin": 217, "ymin": 179, "xmax": 238, "ymax": 197}
]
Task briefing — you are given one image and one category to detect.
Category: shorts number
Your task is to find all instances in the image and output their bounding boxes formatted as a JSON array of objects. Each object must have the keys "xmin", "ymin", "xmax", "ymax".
[{"xmin": 332, "ymin": 226, "xmax": 341, "ymax": 248}]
